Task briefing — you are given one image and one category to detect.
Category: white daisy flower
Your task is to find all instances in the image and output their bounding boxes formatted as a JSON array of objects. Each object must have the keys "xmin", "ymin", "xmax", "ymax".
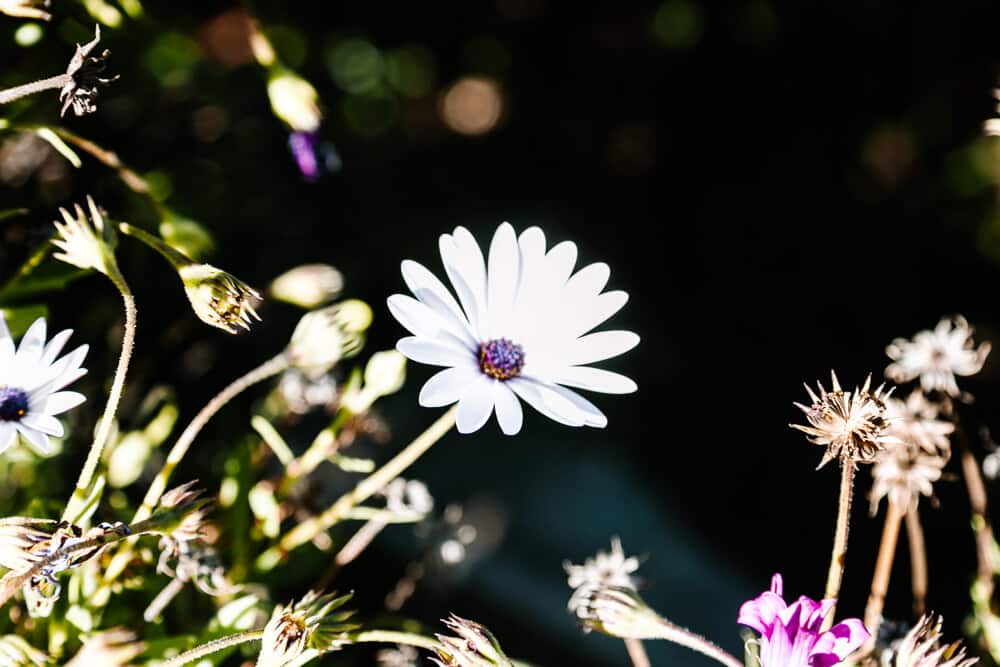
[
  {"xmin": 885, "ymin": 315, "xmax": 990, "ymax": 398},
  {"xmin": 0, "ymin": 316, "xmax": 88, "ymax": 455},
  {"xmin": 387, "ymin": 223, "xmax": 639, "ymax": 435}
]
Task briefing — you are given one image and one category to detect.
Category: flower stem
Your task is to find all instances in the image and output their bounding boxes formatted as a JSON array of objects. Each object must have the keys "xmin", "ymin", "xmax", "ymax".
[
  {"xmin": 267, "ymin": 405, "xmax": 458, "ymax": 562},
  {"xmin": 63, "ymin": 276, "xmax": 136, "ymax": 523},
  {"xmin": 960, "ymin": 447, "xmax": 996, "ymax": 598},
  {"xmin": 905, "ymin": 505, "xmax": 927, "ymax": 617},
  {"xmin": 861, "ymin": 502, "xmax": 904, "ymax": 655},
  {"xmin": 90, "ymin": 353, "xmax": 288, "ymax": 606},
  {"xmin": 655, "ymin": 619, "xmax": 742, "ymax": 667},
  {"xmin": 821, "ymin": 461, "xmax": 856, "ymax": 631},
  {"xmin": 135, "ymin": 352, "xmax": 289, "ymax": 522},
  {"xmin": 347, "ymin": 629, "xmax": 441, "ymax": 651},
  {"xmin": 624, "ymin": 638, "xmax": 651, "ymax": 667},
  {"xmin": 0, "ymin": 74, "xmax": 71, "ymax": 105},
  {"xmin": 119, "ymin": 222, "xmax": 191, "ymax": 270},
  {"xmin": 159, "ymin": 629, "xmax": 263, "ymax": 667}
]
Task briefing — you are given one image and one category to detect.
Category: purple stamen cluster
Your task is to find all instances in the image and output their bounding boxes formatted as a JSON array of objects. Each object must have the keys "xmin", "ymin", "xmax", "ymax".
[
  {"xmin": 0, "ymin": 386, "xmax": 29, "ymax": 422},
  {"xmin": 478, "ymin": 338, "xmax": 525, "ymax": 381}
]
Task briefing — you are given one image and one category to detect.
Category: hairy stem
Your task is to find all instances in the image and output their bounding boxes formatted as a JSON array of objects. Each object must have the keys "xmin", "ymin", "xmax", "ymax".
[
  {"xmin": 624, "ymin": 638, "xmax": 651, "ymax": 667},
  {"xmin": 0, "ymin": 75, "xmax": 70, "ymax": 105},
  {"xmin": 860, "ymin": 502, "xmax": 904, "ymax": 655},
  {"xmin": 961, "ymin": 448, "xmax": 995, "ymax": 597},
  {"xmin": 269, "ymin": 405, "xmax": 458, "ymax": 561},
  {"xmin": 159, "ymin": 629, "xmax": 263, "ymax": 667},
  {"xmin": 821, "ymin": 461, "xmax": 856, "ymax": 631},
  {"xmin": 905, "ymin": 505, "xmax": 928, "ymax": 617},
  {"xmin": 655, "ymin": 619, "xmax": 743, "ymax": 667},
  {"xmin": 63, "ymin": 278, "xmax": 136, "ymax": 523}
]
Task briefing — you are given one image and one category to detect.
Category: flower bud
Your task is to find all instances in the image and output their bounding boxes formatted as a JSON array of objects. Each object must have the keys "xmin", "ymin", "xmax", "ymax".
[
  {"xmin": 267, "ymin": 68, "xmax": 322, "ymax": 133},
  {"xmin": 573, "ymin": 586, "xmax": 666, "ymax": 639},
  {"xmin": 286, "ymin": 300, "xmax": 373, "ymax": 378},
  {"xmin": 364, "ymin": 350, "xmax": 407, "ymax": 399},
  {"xmin": 51, "ymin": 196, "xmax": 120, "ymax": 278},
  {"xmin": 432, "ymin": 615, "xmax": 513, "ymax": 667},
  {"xmin": 258, "ymin": 591, "xmax": 357, "ymax": 667},
  {"xmin": 270, "ymin": 264, "xmax": 343, "ymax": 309},
  {"xmin": 178, "ymin": 264, "xmax": 262, "ymax": 334}
]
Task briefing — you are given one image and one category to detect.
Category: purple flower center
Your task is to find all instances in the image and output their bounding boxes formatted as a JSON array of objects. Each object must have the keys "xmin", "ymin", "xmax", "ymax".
[
  {"xmin": 0, "ymin": 386, "xmax": 29, "ymax": 422},
  {"xmin": 478, "ymin": 339, "xmax": 525, "ymax": 381}
]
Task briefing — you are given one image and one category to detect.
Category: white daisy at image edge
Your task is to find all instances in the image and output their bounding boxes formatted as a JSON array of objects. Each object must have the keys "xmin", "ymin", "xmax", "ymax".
[
  {"xmin": 388, "ymin": 222, "xmax": 638, "ymax": 435},
  {"xmin": 0, "ymin": 316, "xmax": 88, "ymax": 454}
]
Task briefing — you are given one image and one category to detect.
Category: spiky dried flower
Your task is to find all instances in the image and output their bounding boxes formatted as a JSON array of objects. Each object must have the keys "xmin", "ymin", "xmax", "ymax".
[
  {"xmin": 869, "ymin": 442, "xmax": 946, "ymax": 514},
  {"xmin": 51, "ymin": 196, "xmax": 120, "ymax": 278},
  {"xmin": 432, "ymin": 615, "xmax": 514, "ymax": 667},
  {"xmin": 886, "ymin": 316, "xmax": 991, "ymax": 398},
  {"xmin": 59, "ymin": 26, "xmax": 118, "ymax": 117},
  {"xmin": 564, "ymin": 537, "xmax": 640, "ymax": 614},
  {"xmin": 885, "ymin": 391, "xmax": 954, "ymax": 456},
  {"xmin": 257, "ymin": 591, "xmax": 358, "ymax": 667},
  {"xmin": 890, "ymin": 614, "xmax": 977, "ymax": 667},
  {"xmin": 573, "ymin": 586, "xmax": 669, "ymax": 639},
  {"xmin": 178, "ymin": 264, "xmax": 261, "ymax": 334},
  {"xmin": 791, "ymin": 371, "xmax": 896, "ymax": 468}
]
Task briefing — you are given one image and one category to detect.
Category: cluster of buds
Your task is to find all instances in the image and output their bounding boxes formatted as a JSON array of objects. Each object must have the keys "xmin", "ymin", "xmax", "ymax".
[
  {"xmin": 257, "ymin": 590, "xmax": 358, "ymax": 667},
  {"xmin": 432, "ymin": 615, "xmax": 514, "ymax": 667}
]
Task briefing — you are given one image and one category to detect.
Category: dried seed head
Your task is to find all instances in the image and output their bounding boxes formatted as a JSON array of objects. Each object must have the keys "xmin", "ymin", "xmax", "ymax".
[
  {"xmin": 886, "ymin": 315, "xmax": 991, "ymax": 398},
  {"xmin": 258, "ymin": 591, "xmax": 357, "ymax": 667},
  {"xmin": 869, "ymin": 442, "xmax": 947, "ymax": 515},
  {"xmin": 572, "ymin": 586, "xmax": 667, "ymax": 639},
  {"xmin": 60, "ymin": 26, "xmax": 118, "ymax": 117},
  {"xmin": 178, "ymin": 264, "xmax": 261, "ymax": 334},
  {"xmin": 564, "ymin": 537, "xmax": 640, "ymax": 614},
  {"xmin": 791, "ymin": 371, "xmax": 897, "ymax": 468},
  {"xmin": 890, "ymin": 614, "xmax": 977, "ymax": 667},
  {"xmin": 432, "ymin": 615, "xmax": 513, "ymax": 667}
]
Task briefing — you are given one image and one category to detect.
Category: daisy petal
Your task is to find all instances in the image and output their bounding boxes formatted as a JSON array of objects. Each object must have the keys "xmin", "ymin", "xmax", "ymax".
[
  {"xmin": 549, "ymin": 385, "xmax": 608, "ymax": 427},
  {"xmin": 564, "ymin": 262, "xmax": 610, "ymax": 301},
  {"xmin": 493, "ymin": 382, "xmax": 523, "ymax": 435},
  {"xmin": 20, "ymin": 414, "xmax": 63, "ymax": 437},
  {"xmin": 41, "ymin": 391, "xmax": 86, "ymax": 416},
  {"xmin": 564, "ymin": 331, "xmax": 640, "ymax": 366},
  {"xmin": 15, "ymin": 424, "xmax": 49, "ymax": 455},
  {"xmin": 419, "ymin": 366, "xmax": 481, "ymax": 407},
  {"xmin": 456, "ymin": 376, "xmax": 495, "ymax": 433},
  {"xmin": 487, "ymin": 222, "xmax": 520, "ymax": 338},
  {"xmin": 554, "ymin": 366, "xmax": 637, "ymax": 394},
  {"xmin": 508, "ymin": 377, "xmax": 586, "ymax": 426},
  {"xmin": 40, "ymin": 329, "xmax": 73, "ymax": 366},
  {"xmin": 567, "ymin": 290, "xmax": 630, "ymax": 338},
  {"xmin": 396, "ymin": 337, "xmax": 474, "ymax": 367},
  {"xmin": 387, "ymin": 294, "xmax": 450, "ymax": 339},
  {"xmin": 0, "ymin": 313, "xmax": 9, "ymax": 341},
  {"xmin": 0, "ymin": 424, "xmax": 15, "ymax": 454},
  {"xmin": 401, "ymin": 259, "xmax": 467, "ymax": 325}
]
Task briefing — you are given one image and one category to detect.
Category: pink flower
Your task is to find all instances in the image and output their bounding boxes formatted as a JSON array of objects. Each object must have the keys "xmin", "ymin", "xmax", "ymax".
[{"xmin": 738, "ymin": 574, "xmax": 868, "ymax": 667}]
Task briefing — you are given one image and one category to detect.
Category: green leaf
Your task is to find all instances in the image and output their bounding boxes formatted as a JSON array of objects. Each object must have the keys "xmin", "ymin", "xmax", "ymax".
[
  {"xmin": 34, "ymin": 128, "xmax": 82, "ymax": 168},
  {"xmin": 0, "ymin": 246, "xmax": 88, "ymax": 305},
  {"xmin": 0, "ymin": 304, "xmax": 48, "ymax": 337}
]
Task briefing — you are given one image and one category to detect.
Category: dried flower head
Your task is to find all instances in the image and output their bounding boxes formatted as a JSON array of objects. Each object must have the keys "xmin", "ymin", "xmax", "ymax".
[
  {"xmin": 60, "ymin": 26, "xmax": 118, "ymax": 117},
  {"xmin": 178, "ymin": 264, "xmax": 261, "ymax": 334},
  {"xmin": 564, "ymin": 537, "xmax": 640, "ymax": 614},
  {"xmin": 51, "ymin": 196, "xmax": 120, "ymax": 278},
  {"xmin": 258, "ymin": 591, "xmax": 358, "ymax": 667},
  {"xmin": 432, "ymin": 615, "xmax": 514, "ymax": 667},
  {"xmin": 286, "ymin": 300, "xmax": 373, "ymax": 378},
  {"xmin": 791, "ymin": 371, "xmax": 896, "ymax": 468},
  {"xmin": 870, "ymin": 442, "xmax": 946, "ymax": 514},
  {"xmin": 886, "ymin": 316, "xmax": 991, "ymax": 398},
  {"xmin": 65, "ymin": 628, "xmax": 145, "ymax": 667},
  {"xmin": 885, "ymin": 391, "xmax": 954, "ymax": 456},
  {"xmin": 573, "ymin": 586, "xmax": 674, "ymax": 639},
  {"xmin": 890, "ymin": 614, "xmax": 977, "ymax": 667}
]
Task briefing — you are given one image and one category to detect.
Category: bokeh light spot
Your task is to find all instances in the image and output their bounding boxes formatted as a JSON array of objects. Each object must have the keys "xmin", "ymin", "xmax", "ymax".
[{"xmin": 439, "ymin": 77, "xmax": 504, "ymax": 136}]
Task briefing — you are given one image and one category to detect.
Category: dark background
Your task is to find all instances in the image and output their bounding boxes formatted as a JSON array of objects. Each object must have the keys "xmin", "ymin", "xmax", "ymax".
[{"xmin": 4, "ymin": 1, "xmax": 1000, "ymax": 664}]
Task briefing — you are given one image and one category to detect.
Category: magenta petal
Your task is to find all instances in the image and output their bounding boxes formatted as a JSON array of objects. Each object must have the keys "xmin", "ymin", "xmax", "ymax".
[
  {"xmin": 770, "ymin": 573, "xmax": 784, "ymax": 596},
  {"xmin": 809, "ymin": 619, "xmax": 870, "ymax": 666},
  {"xmin": 738, "ymin": 590, "xmax": 787, "ymax": 636},
  {"xmin": 803, "ymin": 598, "xmax": 836, "ymax": 632}
]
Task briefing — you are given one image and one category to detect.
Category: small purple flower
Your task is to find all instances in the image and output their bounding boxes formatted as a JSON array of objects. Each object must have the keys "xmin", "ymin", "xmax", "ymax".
[
  {"xmin": 287, "ymin": 131, "xmax": 342, "ymax": 183},
  {"xmin": 738, "ymin": 574, "xmax": 868, "ymax": 667}
]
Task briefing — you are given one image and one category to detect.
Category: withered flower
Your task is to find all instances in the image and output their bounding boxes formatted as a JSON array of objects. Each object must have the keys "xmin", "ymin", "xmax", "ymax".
[
  {"xmin": 59, "ymin": 26, "xmax": 118, "ymax": 117},
  {"xmin": 257, "ymin": 590, "xmax": 358, "ymax": 667}
]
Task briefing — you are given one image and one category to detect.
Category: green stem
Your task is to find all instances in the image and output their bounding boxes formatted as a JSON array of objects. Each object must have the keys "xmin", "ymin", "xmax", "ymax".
[
  {"xmin": 63, "ymin": 276, "xmax": 136, "ymax": 523},
  {"xmin": 267, "ymin": 405, "xmax": 457, "ymax": 561},
  {"xmin": 160, "ymin": 630, "xmax": 263, "ymax": 667},
  {"xmin": 119, "ymin": 222, "xmax": 191, "ymax": 270},
  {"xmin": 348, "ymin": 629, "xmax": 440, "ymax": 651},
  {"xmin": 821, "ymin": 461, "xmax": 856, "ymax": 632}
]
